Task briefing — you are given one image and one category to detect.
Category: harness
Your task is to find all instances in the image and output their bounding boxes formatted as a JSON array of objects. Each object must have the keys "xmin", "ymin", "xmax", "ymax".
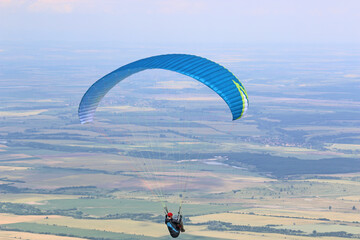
[{"xmin": 167, "ymin": 222, "xmax": 179, "ymax": 233}]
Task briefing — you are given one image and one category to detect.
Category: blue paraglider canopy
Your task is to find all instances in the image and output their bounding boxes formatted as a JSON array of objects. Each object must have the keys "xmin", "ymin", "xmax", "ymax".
[{"xmin": 78, "ymin": 54, "xmax": 249, "ymax": 123}]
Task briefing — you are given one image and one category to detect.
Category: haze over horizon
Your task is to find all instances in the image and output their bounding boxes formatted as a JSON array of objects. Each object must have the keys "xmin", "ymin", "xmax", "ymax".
[{"xmin": 1, "ymin": 0, "xmax": 359, "ymax": 45}]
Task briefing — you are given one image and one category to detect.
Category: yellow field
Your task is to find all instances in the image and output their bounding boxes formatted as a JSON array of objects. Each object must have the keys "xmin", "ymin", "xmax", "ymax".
[
  {"xmin": 340, "ymin": 195, "xmax": 360, "ymax": 201},
  {"xmin": 236, "ymin": 196, "xmax": 360, "ymax": 215},
  {"xmin": 0, "ymin": 109, "xmax": 48, "ymax": 117},
  {"xmin": 0, "ymin": 230, "xmax": 86, "ymax": 240},
  {"xmin": 34, "ymin": 216, "xmax": 206, "ymax": 238},
  {"xmin": 0, "ymin": 153, "xmax": 33, "ymax": 161},
  {"xmin": 203, "ymin": 174, "xmax": 271, "ymax": 193},
  {"xmin": 239, "ymin": 208, "xmax": 360, "ymax": 223},
  {"xmin": 0, "ymin": 213, "xmax": 61, "ymax": 225},
  {"xmin": 190, "ymin": 212, "xmax": 323, "ymax": 226},
  {"xmin": 0, "ymin": 166, "xmax": 29, "ymax": 171}
]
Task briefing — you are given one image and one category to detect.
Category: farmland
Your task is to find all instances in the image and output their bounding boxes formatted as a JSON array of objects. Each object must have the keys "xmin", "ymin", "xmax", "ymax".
[{"xmin": 1, "ymin": 44, "xmax": 360, "ymax": 239}]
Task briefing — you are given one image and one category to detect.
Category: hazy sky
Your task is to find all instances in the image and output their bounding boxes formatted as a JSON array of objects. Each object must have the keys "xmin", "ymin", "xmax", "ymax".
[{"xmin": 1, "ymin": 0, "xmax": 360, "ymax": 45}]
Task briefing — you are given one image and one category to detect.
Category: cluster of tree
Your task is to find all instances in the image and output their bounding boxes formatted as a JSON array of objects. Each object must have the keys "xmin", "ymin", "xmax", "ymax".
[
  {"xmin": 101, "ymin": 213, "xmax": 163, "ymax": 222},
  {"xmin": 0, "ymin": 202, "xmax": 85, "ymax": 217},
  {"xmin": 0, "ymin": 177, "xmax": 25, "ymax": 183},
  {"xmin": 207, "ymin": 221, "xmax": 304, "ymax": 235},
  {"xmin": 0, "ymin": 202, "xmax": 178, "ymax": 223},
  {"xmin": 0, "ymin": 202, "xmax": 43, "ymax": 215},
  {"xmin": 0, "ymin": 183, "xmax": 105, "ymax": 196},
  {"xmin": 7, "ymin": 131, "xmax": 85, "ymax": 141},
  {"xmin": 206, "ymin": 221, "xmax": 355, "ymax": 238},
  {"xmin": 0, "ymin": 184, "xmax": 29, "ymax": 194},
  {"xmin": 311, "ymin": 230, "xmax": 353, "ymax": 238}
]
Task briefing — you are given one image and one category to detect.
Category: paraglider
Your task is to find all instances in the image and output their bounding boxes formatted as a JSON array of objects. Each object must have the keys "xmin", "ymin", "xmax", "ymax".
[
  {"xmin": 78, "ymin": 54, "xmax": 248, "ymax": 123},
  {"xmin": 78, "ymin": 54, "xmax": 249, "ymax": 237},
  {"xmin": 165, "ymin": 212, "xmax": 185, "ymax": 238}
]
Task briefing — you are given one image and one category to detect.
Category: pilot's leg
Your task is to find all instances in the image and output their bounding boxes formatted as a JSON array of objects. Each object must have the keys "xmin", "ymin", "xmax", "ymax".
[{"xmin": 179, "ymin": 218, "xmax": 185, "ymax": 232}]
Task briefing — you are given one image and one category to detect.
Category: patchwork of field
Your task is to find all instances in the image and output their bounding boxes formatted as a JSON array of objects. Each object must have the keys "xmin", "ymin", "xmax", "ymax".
[
  {"xmin": 2, "ymin": 189, "xmax": 360, "ymax": 240},
  {"xmin": 2, "ymin": 120, "xmax": 360, "ymax": 240},
  {"xmin": 1, "ymin": 169, "xmax": 360, "ymax": 239},
  {"xmin": 1, "ymin": 46, "xmax": 360, "ymax": 239}
]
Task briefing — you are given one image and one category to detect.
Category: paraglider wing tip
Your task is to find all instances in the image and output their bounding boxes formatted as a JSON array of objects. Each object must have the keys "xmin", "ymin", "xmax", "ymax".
[{"xmin": 79, "ymin": 119, "xmax": 93, "ymax": 124}]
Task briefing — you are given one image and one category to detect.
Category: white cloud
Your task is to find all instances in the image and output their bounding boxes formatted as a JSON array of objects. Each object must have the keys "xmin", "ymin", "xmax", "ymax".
[
  {"xmin": 0, "ymin": 0, "xmax": 85, "ymax": 13},
  {"xmin": 344, "ymin": 74, "xmax": 360, "ymax": 78},
  {"xmin": 28, "ymin": 0, "xmax": 75, "ymax": 13},
  {"xmin": 1, "ymin": 0, "xmax": 359, "ymax": 43},
  {"xmin": 0, "ymin": 0, "xmax": 26, "ymax": 8}
]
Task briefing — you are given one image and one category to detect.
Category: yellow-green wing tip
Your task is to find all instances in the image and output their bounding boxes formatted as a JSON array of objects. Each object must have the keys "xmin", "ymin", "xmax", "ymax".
[{"xmin": 232, "ymin": 80, "xmax": 248, "ymax": 120}]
